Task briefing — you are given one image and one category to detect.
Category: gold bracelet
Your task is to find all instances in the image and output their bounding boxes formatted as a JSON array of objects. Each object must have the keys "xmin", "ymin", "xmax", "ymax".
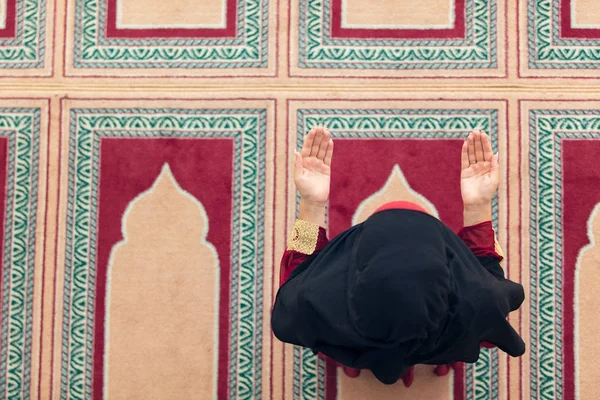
[
  {"xmin": 494, "ymin": 238, "xmax": 504, "ymax": 258},
  {"xmin": 493, "ymin": 229, "xmax": 505, "ymax": 266},
  {"xmin": 287, "ymin": 219, "xmax": 320, "ymax": 255}
]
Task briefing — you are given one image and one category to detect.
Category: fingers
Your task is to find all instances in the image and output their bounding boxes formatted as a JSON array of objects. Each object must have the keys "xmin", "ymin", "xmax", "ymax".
[
  {"xmin": 302, "ymin": 126, "xmax": 332, "ymax": 162},
  {"xmin": 467, "ymin": 132, "xmax": 476, "ymax": 164},
  {"xmin": 481, "ymin": 132, "xmax": 493, "ymax": 162},
  {"xmin": 316, "ymin": 128, "xmax": 330, "ymax": 160},
  {"xmin": 310, "ymin": 126, "xmax": 324, "ymax": 157},
  {"xmin": 461, "ymin": 140, "xmax": 469, "ymax": 170},
  {"xmin": 467, "ymin": 130, "xmax": 494, "ymax": 165},
  {"xmin": 323, "ymin": 139, "xmax": 334, "ymax": 167},
  {"xmin": 301, "ymin": 128, "xmax": 316, "ymax": 158},
  {"xmin": 474, "ymin": 130, "xmax": 485, "ymax": 162}
]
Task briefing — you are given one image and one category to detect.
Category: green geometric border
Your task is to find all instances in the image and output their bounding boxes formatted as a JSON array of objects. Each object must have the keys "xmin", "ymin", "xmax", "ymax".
[
  {"xmin": 549, "ymin": 0, "xmax": 600, "ymax": 47},
  {"xmin": 59, "ymin": 108, "xmax": 267, "ymax": 399},
  {"xmin": 293, "ymin": 108, "xmax": 500, "ymax": 399},
  {"xmin": 0, "ymin": 108, "xmax": 41, "ymax": 399},
  {"xmin": 527, "ymin": 109, "xmax": 600, "ymax": 399},
  {"xmin": 528, "ymin": 0, "xmax": 600, "ymax": 69},
  {"xmin": 0, "ymin": 0, "xmax": 47, "ymax": 68},
  {"xmin": 320, "ymin": 1, "xmax": 479, "ymax": 47},
  {"xmin": 72, "ymin": 0, "xmax": 269, "ymax": 68},
  {"xmin": 298, "ymin": 0, "xmax": 497, "ymax": 69},
  {"xmin": 292, "ymin": 347, "xmax": 327, "ymax": 400}
]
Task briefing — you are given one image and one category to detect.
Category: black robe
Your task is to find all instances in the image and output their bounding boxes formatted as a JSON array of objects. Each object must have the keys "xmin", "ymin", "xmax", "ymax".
[{"xmin": 271, "ymin": 209, "xmax": 525, "ymax": 385}]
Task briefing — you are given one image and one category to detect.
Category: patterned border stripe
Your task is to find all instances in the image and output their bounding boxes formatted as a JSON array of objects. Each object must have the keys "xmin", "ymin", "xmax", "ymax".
[
  {"xmin": 60, "ymin": 109, "xmax": 267, "ymax": 399},
  {"xmin": 292, "ymin": 347, "xmax": 322, "ymax": 400},
  {"xmin": 528, "ymin": 110, "xmax": 600, "ymax": 400},
  {"xmin": 294, "ymin": 108, "xmax": 500, "ymax": 400},
  {"xmin": 96, "ymin": 1, "xmax": 246, "ymax": 46},
  {"xmin": 548, "ymin": 0, "xmax": 598, "ymax": 47},
  {"xmin": 466, "ymin": 349, "xmax": 500, "ymax": 400},
  {"xmin": 528, "ymin": 0, "xmax": 600, "ymax": 69},
  {"xmin": 321, "ymin": 0, "xmax": 475, "ymax": 47},
  {"xmin": 73, "ymin": 0, "xmax": 269, "ymax": 68},
  {"xmin": 0, "ymin": 109, "xmax": 41, "ymax": 400},
  {"xmin": 298, "ymin": 0, "xmax": 497, "ymax": 69},
  {"xmin": 0, "ymin": 0, "xmax": 47, "ymax": 68}
]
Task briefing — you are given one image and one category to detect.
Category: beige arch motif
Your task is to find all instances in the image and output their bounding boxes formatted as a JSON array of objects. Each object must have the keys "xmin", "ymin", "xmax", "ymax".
[
  {"xmin": 352, "ymin": 164, "xmax": 439, "ymax": 226},
  {"xmin": 104, "ymin": 163, "xmax": 220, "ymax": 400},
  {"xmin": 575, "ymin": 202, "xmax": 600, "ymax": 400}
]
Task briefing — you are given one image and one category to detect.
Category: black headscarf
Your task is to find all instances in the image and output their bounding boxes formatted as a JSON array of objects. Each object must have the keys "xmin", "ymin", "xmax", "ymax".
[{"xmin": 271, "ymin": 209, "xmax": 525, "ymax": 385}]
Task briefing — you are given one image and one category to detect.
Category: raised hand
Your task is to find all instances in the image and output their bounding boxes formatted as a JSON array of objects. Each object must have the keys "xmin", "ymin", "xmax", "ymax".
[
  {"xmin": 460, "ymin": 130, "xmax": 500, "ymax": 208},
  {"xmin": 294, "ymin": 126, "xmax": 334, "ymax": 206}
]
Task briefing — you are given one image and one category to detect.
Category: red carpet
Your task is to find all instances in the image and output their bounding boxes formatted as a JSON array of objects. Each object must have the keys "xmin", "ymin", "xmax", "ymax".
[{"xmin": 0, "ymin": 0, "xmax": 599, "ymax": 399}]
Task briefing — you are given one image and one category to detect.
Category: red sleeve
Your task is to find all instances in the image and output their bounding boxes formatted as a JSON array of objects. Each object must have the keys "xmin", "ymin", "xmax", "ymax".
[
  {"xmin": 457, "ymin": 221, "xmax": 503, "ymax": 261},
  {"xmin": 279, "ymin": 227, "xmax": 329, "ymax": 287}
]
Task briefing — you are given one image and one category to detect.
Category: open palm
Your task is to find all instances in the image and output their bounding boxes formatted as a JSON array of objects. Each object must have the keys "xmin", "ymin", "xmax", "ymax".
[
  {"xmin": 461, "ymin": 130, "xmax": 500, "ymax": 207},
  {"xmin": 294, "ymin": 126, "xmax": 334, "ymax": 205}
]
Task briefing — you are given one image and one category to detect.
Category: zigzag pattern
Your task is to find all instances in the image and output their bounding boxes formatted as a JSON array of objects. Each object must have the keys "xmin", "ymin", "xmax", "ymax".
[
  {"xmin": 0, "ymin": 110, "xmax": 41, "ymax": 400},
  {"xmin": 94, "ymin": 0, "xmax": 245, "ymax": 47},
  {"xmin": 0, "ymin": 0, "xmax": 46, "ymax": 69},
  {"xmin": 73, "ymin": 0, "xmax": 269, "ymax": 68},
  {"xmin": 529, "ymin": 0, "xmax": 600, "ymax": 68},
  {"xmin": 528, "ymin": 110, "xmax": 600, "ymax": 400},
  {"xmin": 469, "ymin": 348, "xmax": 499, "ymax": 400},
  {"xmin": 299, "ymin": 0, "xmax": 495, "ymax": 69},
  {"xmin": 293, "ymin": 350, "xmax": 328, "ymax": 400},
  {"xmin": 60, "ymin": 109, "xmax": 267, "ymax": 400},
  {"xmin": 320, "ymin": 0, "xmax": 477, "ymax": 47},
  {"xmin": 532, "ymin": 114, "xmax": 559, "ymax": 400}
]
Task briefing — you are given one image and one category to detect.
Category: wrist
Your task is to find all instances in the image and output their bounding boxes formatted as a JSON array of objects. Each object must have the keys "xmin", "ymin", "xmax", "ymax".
[
  {"xmin": 463, "ymin": 203, "xmax": 492, "ymax": 227},
  {"xmin": 299, "ymin": 199, "xmax": 326, "ymax": 227}
]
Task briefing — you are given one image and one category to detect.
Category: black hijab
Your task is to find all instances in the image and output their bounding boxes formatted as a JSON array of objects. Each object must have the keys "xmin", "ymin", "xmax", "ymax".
[{"xmin": 271, "ymin": 209, "xmax": 525, "ymax": 385}]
